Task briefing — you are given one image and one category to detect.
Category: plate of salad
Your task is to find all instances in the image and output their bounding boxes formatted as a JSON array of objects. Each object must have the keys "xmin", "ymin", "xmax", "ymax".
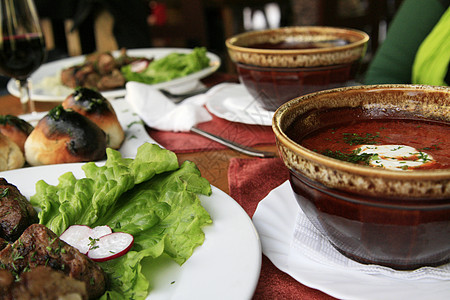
[
  {"xmin": 7, "ymin": 47, "xmax": 221, "ymax": 102},
  {"xmin": 0, "ymin": 143, "xmax": 261, "ymax": 299}
]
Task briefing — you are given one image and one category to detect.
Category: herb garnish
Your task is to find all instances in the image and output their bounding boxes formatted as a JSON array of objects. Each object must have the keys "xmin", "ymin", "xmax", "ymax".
[
  {"xmin": 321, "ymin": 148, "xmax": 378, "ymax": 165},
  {"xmin": 0, "ymin": 188, "xmax": 9, "ymax": 198},
  {"xmin": 342, "ymin": 132, "xmax": 380, "ymax": 145},
  {"xmin": 421, "ymin": 143, "xmax": 442, "ymax": 151},
  {"xmin": 88, "ymin": 237, "xmax": 100, "ymax": 250}
]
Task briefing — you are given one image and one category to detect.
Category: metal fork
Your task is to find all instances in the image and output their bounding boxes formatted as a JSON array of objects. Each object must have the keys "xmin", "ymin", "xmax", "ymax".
[
  {"xmin": 159, "ymin": 87, "xmax": 211, "ymax": 103},
  {"xmin": 190, "ymin": 127, "xmax": 277, "ymax": 158}
]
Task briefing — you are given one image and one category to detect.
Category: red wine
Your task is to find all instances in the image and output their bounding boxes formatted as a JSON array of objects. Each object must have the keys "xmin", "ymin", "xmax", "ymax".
[{"xmin": 0, "ymin": 33, "xmax": 45, "ymax": 80}]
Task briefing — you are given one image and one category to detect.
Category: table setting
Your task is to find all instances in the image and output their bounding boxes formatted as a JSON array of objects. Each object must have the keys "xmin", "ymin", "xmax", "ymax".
[
  {"xmin": 1, "ymin": 16, "xmax": 449, "ymax": 300},
  {"xmin": 125, "ymin": 80, "xmax": 276, "ymax": 154}
]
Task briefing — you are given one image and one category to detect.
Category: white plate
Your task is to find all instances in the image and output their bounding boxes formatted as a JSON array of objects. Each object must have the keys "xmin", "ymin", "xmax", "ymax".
[
  {"xmin": 7, "ymin": 48, "xmax": 221, "ymax": 101},
  {"xmin": 252, "ymin": 181, "xmax": 450, "ymax": 300},
  {"xmin": 206, "ymin": 84, "xmax": 274, "ymax": 126},
  {"xmin": 19, "ymin": 97, "xmax": 156, "ymax": 159},
  {"xmin": 0, "ymin": 163, "xmax": 261, "ymax": 299}
]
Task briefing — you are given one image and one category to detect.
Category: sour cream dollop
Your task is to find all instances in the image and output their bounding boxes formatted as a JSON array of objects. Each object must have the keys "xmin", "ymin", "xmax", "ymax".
[{"xmin": 355, "ymin": 145, "xmax": 435, "ymax": 170}]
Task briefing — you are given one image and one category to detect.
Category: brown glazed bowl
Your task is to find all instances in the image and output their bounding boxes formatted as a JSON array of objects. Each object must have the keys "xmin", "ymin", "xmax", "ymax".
[
  {"xmin": 226, "ymin": 26, "xmax": 369, "ymax": 111},
  {"xmin": 272, "ymin": 85, "xmax": 450, "ymax": 270}
]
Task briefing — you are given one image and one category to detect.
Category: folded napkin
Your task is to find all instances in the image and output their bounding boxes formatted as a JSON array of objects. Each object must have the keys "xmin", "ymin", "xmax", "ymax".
[
  {"xmin": 228, "ymin": 157, "xmax": 289, "ymax": 216},
  {"xmin": 125, "ymin": 81, "xmax": 217, "ymax": 132}
]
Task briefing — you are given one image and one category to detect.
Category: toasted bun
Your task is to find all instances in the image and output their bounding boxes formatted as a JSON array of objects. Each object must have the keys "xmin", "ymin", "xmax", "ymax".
[
  {"xmin": 0, "ymin": 115, "xmax": 33, "ymax": 153},
  {"xmin": 24, "ymin": 106, "xmax": 107, "ymax": 166},
  {"xmin": 0, "ymin": 133, "xmax": 25, "ymax": 171},
  {"xmin": 62, "ymin": 88, "xmax": 125, "ymax": 149}
]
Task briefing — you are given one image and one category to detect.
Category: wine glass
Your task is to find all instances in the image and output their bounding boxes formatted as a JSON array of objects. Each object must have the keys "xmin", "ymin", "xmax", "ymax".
[{"xmin": 0, "ymin": 0, "xmax": 46, "ymax": 114}]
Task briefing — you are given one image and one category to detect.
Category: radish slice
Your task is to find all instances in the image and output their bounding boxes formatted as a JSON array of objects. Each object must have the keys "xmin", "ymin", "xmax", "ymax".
[
  {"xmin": 130, "ymin": 59, "xmax": 149, "ymax": 73},
  {"xmin": 60, "ymin": 225, "xmax": 113, "ymax": 254},
  {"xmin": 60, "ymin": 225, "xmax": 94, "ymax": 254},
  {"xmin": 87, "ymin": 232, "xmax": 134, "ymax": 262},
  {"xmin": 91, "ymin": 225, "xmax": 113, "ymax": 238}
]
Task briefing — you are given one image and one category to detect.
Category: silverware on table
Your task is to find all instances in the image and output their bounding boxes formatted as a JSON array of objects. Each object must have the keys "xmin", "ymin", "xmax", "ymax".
[
  {"xmin": 190, "ymin": 126, "xmax": 277, "ymax": 158},
  {"xmin": 159, "ymin": 87, "xmax": 211, "ymax": 103}
]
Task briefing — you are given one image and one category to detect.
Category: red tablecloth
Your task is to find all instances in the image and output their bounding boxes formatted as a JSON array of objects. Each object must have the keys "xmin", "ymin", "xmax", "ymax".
[
  {"xmin": 228, "ymin": 157, "xmax": 335, "ymax": 299},
  {"xmin": 148, "ymin": 113, "xmax": 275, "ymax": 153}
]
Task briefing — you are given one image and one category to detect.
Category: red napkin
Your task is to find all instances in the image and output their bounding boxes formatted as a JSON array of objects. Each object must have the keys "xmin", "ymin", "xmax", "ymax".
[
  {"xmin": 148, "ymin": 113, "xmax": 275, "ymax": 153},
  {"xmin": 228, "ymin": 157, "xmax": 335, "ymax": 300}
]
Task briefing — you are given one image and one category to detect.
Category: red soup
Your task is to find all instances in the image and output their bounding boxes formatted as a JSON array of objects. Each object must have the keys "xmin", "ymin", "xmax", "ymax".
[{"xmin": 289, "ymin": 112, "xmax": 450, "ymax": 171}]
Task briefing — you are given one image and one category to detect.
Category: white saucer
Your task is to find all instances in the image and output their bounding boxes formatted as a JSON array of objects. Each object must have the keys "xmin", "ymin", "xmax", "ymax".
[{"xmin": 206, "ymin": 84, "xmax": 273, "ymax": 126}]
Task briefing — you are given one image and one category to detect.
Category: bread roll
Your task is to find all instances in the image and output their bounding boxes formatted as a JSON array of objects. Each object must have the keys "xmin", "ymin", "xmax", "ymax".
[
  {"xmin": 0, "ymin": 115, "xmax": 33, "ymax": 153},
  {"xmin": 62, "ymin": 87, "xmax": 125, "ymax": 149},
  {"xmin": 24, "ymin": 105, "xmax": 107, "ymax": 166},
  {"xmin": 0, "ymin": 133, "xmax": 25, "ymax": 171}
]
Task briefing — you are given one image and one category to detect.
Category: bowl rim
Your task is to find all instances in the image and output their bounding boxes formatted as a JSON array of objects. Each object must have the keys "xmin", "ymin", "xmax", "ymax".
[
  {"xmin": 272, "ymin": 84, "xmax": 450, "ymax": 181},
  {"xmin": 225, "ymin": 26, "xmax": 370, "ymax": 55},
  {"xmin": 235, "ymin": 61, "xmax": 356, "ymax": 70}
]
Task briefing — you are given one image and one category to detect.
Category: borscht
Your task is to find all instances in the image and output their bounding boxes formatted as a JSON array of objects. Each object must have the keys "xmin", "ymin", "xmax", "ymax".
[{"xmin": 290, "ymin": 116, "xmax": 449, "ymax": 171}]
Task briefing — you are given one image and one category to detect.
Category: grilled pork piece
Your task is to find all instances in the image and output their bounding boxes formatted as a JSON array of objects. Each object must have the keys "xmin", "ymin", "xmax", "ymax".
[
  {"xmin": 60, "ymin": 49, "xmax": 151, "ymax": 91},
  {"xmin": 0, "ymin": 179, "xmax": 38, "ymax": 241},
  {"xmin": 0, "ymin": 238, "xmax": 6, "ymax": 251},
  {"xmin": 0, "ymin": 224, "xmax": 107, "ymax": 299},
  {"xmin": 0, "ymin": 266, "xmax": 88, "ymax": 300}
]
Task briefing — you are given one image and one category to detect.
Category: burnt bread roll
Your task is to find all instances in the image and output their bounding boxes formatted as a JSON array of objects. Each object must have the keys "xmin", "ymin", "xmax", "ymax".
[
  {"xmin": 24, "ymin": 105, "xmax": 107, "ymax": 166},
  {"xmin": 0, "ymin": 132, "xmax": 25, "ymax": 171},
  {"xmin": 62, "ymin": 87, "xmax": 125, "ymax": 149},
  {"xmin": 0, "ymin": 115, "xmax": 33, "ymax": 153}
]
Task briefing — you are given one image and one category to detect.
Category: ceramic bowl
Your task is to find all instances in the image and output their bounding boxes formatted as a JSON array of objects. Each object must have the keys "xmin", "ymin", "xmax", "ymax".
[
  {"xmin": 272, "ymin": 84, "xmax": 450, "ymax": 270},
  {"xmin": 226, "ymin": 26, "xmax": 369, "ymax": 111}
]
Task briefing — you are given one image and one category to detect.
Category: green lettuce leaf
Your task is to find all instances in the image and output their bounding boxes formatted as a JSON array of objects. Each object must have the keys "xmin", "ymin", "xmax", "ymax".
[
  {"xmin": 30, "ymin": 143, "xmax": 212, "ymax": 299},
  {"xmin": 121, "ymin": 47, "xmax": 210, "ymax": 84}
]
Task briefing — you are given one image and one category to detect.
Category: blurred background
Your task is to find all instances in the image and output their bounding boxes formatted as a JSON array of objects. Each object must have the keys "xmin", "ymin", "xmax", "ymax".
[{"xmin": 0, "ymin": 0, "xmax": 404, "ymax": 94}]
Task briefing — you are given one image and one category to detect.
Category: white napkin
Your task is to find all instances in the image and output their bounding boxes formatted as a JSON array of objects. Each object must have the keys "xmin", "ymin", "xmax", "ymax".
[
  {"xmin": 125, "ymin": 81, "xmax": 218, "ymax": 132},
  {"xmin": 253, "ymin": 180, "xmax": 450, "ymax": 284},
  {"xmin": 289, "ymin": 207, "xmax": 450, "ymax": 280}
]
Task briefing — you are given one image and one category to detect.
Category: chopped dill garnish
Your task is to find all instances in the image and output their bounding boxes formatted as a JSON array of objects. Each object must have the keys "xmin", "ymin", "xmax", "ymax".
[
  {"xmin": 321, "ymin": 148, "xmax": 378, "ymax": 165},
  {"xmin": 342, "ymin": 132, "xmax": 380, "ymax": 145},
  {"xmin": 421, "ymin": 143, "xmax": 441, "ymax": 151},
  {"xmin": 0, "ymin": 188, "xmax": 9, "ymax": 198}
]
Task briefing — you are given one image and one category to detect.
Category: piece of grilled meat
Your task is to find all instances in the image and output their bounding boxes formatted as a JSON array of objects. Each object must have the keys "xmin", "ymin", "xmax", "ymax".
[
  {"xmin": 0, "ymin": 179, "xmax": 38, "ymax": 242},
  {"xmin": 0, "ymin": 238, "xmax": 6, "ymax": 251},
  {"xmin": 60, "ymin": 49, "xmax": 149, "ymax": 91},
  {"xmin": 0, "ymin": 224, "xmax": 107, "ymax": 299},
  {"xmin": 0, "ymin": 266, "xmax": 88, "ymax": 300}
]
